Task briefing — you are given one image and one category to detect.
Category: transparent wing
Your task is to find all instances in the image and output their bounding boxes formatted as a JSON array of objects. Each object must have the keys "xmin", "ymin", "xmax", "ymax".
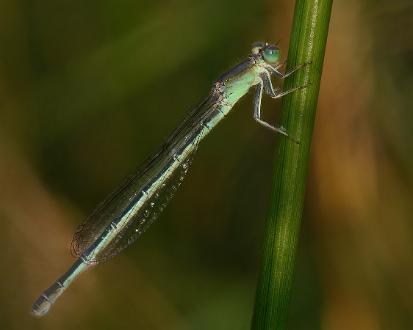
[
  {"xmin": 71, "ymin": 93, "xmax": 220, "ymax": 264},
  {"xmin": 76, "ymin": 144, "xmax": 198, "ymax": 263},
  {"xmin": 69, "ymin": 145, "xmax": 173, "ymax": 261},
  {"xmin": 103, "ymin": 147, "xmax": 196, "ymax": 261}
]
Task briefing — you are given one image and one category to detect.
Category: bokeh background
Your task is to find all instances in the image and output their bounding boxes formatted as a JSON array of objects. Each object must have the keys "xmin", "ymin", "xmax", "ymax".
[{"xmin": 1, "ymin": 0, "xmax": 412, "ymax": 329}]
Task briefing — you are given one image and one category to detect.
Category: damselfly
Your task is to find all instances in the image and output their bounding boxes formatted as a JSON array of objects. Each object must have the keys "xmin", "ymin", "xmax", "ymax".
[{"xmin": 32, "ymin": 41, "xmax": 306, "ymax": 316}]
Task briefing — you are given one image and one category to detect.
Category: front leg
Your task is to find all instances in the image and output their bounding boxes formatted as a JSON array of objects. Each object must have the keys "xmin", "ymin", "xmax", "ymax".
[
  {"xmin": 267, "ymin": 61, "xmax": 311, "ymax": 79},
  {"xmin": 260, "ymin": 71, "xmax": 306, "ymax": 99}
]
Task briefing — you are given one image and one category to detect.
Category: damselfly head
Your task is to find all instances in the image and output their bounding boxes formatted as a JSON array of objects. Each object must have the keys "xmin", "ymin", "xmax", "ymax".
[
  {"xmin": 251, "ymin": 41, "xmax": 267, "ymax": 54},
  {"xmin": 251, "ymin": 42, "xmax": 281, "ymax": 65}
]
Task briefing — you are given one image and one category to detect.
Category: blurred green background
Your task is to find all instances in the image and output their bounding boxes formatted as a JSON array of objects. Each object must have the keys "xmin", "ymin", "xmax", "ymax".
[{"xmin": 1, "ymin": 0, "xmax": 412, "ymax": 329}]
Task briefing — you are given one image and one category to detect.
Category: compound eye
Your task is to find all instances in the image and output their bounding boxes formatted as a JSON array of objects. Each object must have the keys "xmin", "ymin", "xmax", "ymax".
[{"xmin": 263, "ymin": 46, "xmax": 280, "ymax": 64}]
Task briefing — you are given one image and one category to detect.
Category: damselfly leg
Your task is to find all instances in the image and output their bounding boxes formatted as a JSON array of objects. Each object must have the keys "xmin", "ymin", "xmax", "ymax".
[
  {"xmin": 253, "ymin": 70, "xmax": 306, "ymax": 144},
  {"xmin": 269, "ymin": 61, "xmax": 312, "ymax": 79},
  {"xmin": 253, "ymin": 82, "xmax": 289, "ymax": 137}
]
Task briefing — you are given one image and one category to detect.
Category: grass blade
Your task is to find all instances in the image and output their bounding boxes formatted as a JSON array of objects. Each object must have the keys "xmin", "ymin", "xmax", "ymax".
[{"xmin": 251, "ymin": 0, "xmax": 333, "ymax": 328}]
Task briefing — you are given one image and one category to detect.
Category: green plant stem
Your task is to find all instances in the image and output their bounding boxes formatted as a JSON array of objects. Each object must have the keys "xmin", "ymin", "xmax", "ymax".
[{"xmin": 251, "ymin": 0, "xmax": 333, "ymax": 329}]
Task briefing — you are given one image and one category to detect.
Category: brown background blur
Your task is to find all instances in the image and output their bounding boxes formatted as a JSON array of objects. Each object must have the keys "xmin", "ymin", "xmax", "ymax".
[{"xmin": 1, "ymin": 0, "xmax": 412, "ymax": 329}]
